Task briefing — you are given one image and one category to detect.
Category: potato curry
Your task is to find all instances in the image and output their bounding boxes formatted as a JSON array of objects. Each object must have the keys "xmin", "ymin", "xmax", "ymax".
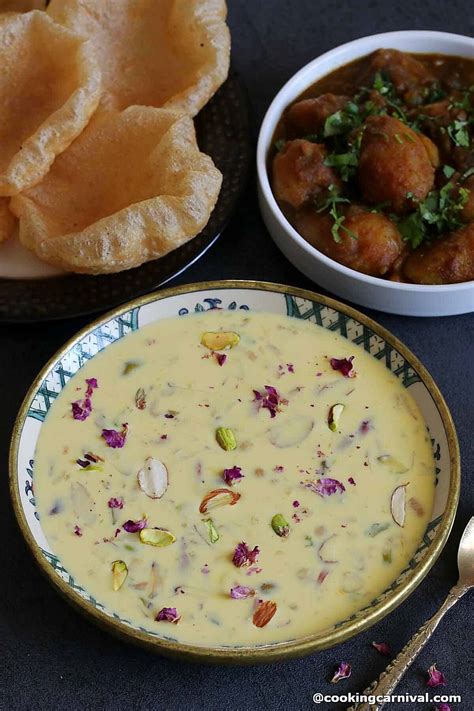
[{"xmin": 271, "ymin": 49, "xmax": 474, "ymax": 284}]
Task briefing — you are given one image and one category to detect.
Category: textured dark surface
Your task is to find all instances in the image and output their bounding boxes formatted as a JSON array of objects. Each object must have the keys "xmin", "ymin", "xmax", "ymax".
[{"xmin": 1, "ymin": 1, "xmax": 473, "ymax": 709}]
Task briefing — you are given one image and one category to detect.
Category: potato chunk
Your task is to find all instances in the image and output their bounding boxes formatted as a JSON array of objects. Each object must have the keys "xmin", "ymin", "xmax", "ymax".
[
  {"xmin": 358, "ymin": 116, "xmax": 437, "ymax": 213},
  {"xmin": 368, "ymin": 49, "xmax": 434, "ymax": 95},
  {"xmin": 285, "ymin": 94, "xmax": 350, "ymax": 136},
  {"xmin": 403, "ymin": 223, "xmax": 474, "ymax": 284},
  {"xmin": 295, "ymin": 205, "xmax": 403, "ymax": 276},
  {"xmin": 272, "ymin": 140, "xmax": 340, "ymax": 209}
]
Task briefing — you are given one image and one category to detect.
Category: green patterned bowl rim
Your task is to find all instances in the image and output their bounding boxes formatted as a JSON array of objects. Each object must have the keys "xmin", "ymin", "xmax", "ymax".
[{"xmin": 9, "ymin": 280, "xmax": 460, "ymax": 663}]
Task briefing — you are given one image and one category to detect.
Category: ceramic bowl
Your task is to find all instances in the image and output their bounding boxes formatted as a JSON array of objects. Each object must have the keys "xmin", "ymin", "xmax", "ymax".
[
  {"xmin": 257, "ymin": 31, "xmax": 474, "ymax": 317},
  {"xmin": 10, "ymin": 281, "xmax": 460, "ymax": 662}
]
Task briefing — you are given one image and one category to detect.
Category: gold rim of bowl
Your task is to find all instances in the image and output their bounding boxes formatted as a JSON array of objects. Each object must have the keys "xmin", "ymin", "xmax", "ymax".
[{"xmin": 9, "ymin": 280, "xmax": 461, "ymax": 663}]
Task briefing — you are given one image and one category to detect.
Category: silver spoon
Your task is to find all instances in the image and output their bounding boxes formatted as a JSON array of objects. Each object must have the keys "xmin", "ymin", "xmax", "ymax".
[{"xmin": 348, "ymin": 517, "xmax": 474, "ymax": 711}]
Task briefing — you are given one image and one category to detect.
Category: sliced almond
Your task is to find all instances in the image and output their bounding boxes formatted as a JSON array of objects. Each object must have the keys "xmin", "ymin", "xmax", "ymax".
[
  {"xmin": 71, "ymin": 482, "xmax": 96, "ymax": 524},
  {"xmin": 391, "ymin": 483, "xmax": 409, "ymax": 527},
  {"xmin": 377, "ymin": 455, "xmax": 409, "ymax": 474},
  {"xmin": 138, "ymin": 457, "xmax": 168, "ymax": 499},
  {"xmin": 199, "ymin": 488, "xmax": 241, "ymax": 514},
  {"xmin": 269, "ymin": 416, "xmax": 313, "ymax": 448},
  {"xmin": 342, "ymin": 572, "xmax": 363, "ymax": 593},
  {"xmin": 318, "ymin": 534, "xmax": 339, "ymax": 563},
  {"xmin": 253, "ymin": 600, "xmax": 277, "ymax": 628}
]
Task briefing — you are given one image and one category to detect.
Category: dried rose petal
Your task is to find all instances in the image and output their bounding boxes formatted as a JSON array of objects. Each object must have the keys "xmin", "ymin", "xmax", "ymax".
[
  {"xmin": 253, "ymin": 385, "xmax": 288, "ymax": 418},
  {"xmin": 122, "ymin": 517, "xmax": 147, "ymax": 533},
  {"xmin": 348, "ymin": 477, "xmax": 356, "ymax": 486},
  {"xmin": 214, "ymin": 352, "xmax": 227, "ymax": 366},
  {"xmin": 107, "ymin": 497, "xmax": 124, "ymax": 509},
  {"xmin": 253, "ymin": 600, "xmax": 277, "ymax": 627},
  {"xmin": 232, "ymin": 542, "xmax": 260, "ymax": 568},
  {"xmin": 426, "ymin": 664, "xmax": 446, "ymax": 688},
  {"xmin": 155, "ymin": 607, "xmax": 181, "ymax": 623},
  {"xmin": 372, "ymin": 641, "xmax": 391, "ymax": 656},
  {"xmin": 330, "ymin": 661, "xmax": 352, "ymax": 683},
  {"xmin": 223, "ymin": 466, "xmax": 244, "ymax": 486},
  {"xmin": 73, "ymin": 525, "xmax": 82, "ymax": 537},
  {"xmin": 317, "ymin": 570, "xmax": 329, "ymax": 584},
  {"xmin": 292, "ymin": 500, "xmax": 300, "ymax": 508},
  {"xmin": 435, "ymin": 705, "xmax": 451, "ymax": 711},
  {"xmin": 330, "ymin": 356, "xmax": 355, "ymax": 377},
  {"xmin": 230, "ymin": 585, "xmax": 255, "ymax": 599},
  {"xmin": 303, "ymin": 477, "xmax": 346, "ymax": 496},
  {"xmin": 102, "ymin": 423, "xmax": 128, "ymax": 448},
  {"xmin": 71, "ymin": 378, "xmax": 98, "ymax": 421},
  {"xmin": 246, "ymin": 566, "xmax": 262, "ymax": 576}
]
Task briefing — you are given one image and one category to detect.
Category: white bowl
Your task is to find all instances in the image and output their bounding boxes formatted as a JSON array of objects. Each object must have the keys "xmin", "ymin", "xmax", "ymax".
[{"xmin": 257, "ymin": 31, "xmax": 474, "ymax": 317}]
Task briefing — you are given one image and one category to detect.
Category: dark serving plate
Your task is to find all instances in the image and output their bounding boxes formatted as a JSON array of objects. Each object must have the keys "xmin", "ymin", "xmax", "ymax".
[{"xmin": 0, "ymin": 73, "xmax": 251, "ymax": 323}]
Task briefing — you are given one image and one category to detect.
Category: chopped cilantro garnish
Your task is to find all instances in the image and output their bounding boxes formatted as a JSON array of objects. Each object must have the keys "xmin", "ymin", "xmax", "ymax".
[
  {"xmin": 397, "ymin": 210, "xmax": 426, "ymax": 249},
  {"xmin": 447, "ymin": 119, "xmax": 470, "ymax": 147},
  {"xmin": 373, "ymin": 72, "xmax": 393, "ymax": 96},
  {"xmin": 324, "ymin": 149, "xmax": 359, "ymax": 182},
  {"xmin": 425, "ymin": 81, "xmax": 446, "ymax": 104},
  {"xmin": 443, "ymin": 164, "xmax": 456, "ymax": 179},
  {"xmin": 323, "ymin": 105, "xmax": 361, "ymax": 138},
  {"xmin": 371, "ymin": 72, "xmax": 409, "ymax": 124},
  {"xmin": 315, "ymin": 185, "xmax": 357, "ymax": 243},
  {"xmin": 461, "ymin": 166, "xmax": 474, "ymax": 182},
  {"xmin": 449, "ymin": 87, "xmax": 474, "ymax": 114},
  {"xmin": 398, "ymin": 182, "xmax": 469, "ymax": 249}
]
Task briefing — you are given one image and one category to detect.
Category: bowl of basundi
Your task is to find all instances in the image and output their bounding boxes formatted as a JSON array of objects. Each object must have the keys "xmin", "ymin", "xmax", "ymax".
[
  {"xmin": 10, "ymin": 281, "xmax": 459, "ymax": 662},
  {"xmin": 257, "ymin": 31, "xmax": 474, "ymax": 316}
]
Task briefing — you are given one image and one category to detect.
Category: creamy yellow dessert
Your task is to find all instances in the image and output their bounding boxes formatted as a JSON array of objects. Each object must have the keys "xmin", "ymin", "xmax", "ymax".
[{"xmin": 34, "ymin": 310, "xmax": 435, "ymax": 646}]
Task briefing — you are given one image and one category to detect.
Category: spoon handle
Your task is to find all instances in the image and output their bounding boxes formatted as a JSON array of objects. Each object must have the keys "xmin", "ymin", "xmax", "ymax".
[{"xmin": 347, "ymin": 584, "xmax": 466, "ymax": 711}]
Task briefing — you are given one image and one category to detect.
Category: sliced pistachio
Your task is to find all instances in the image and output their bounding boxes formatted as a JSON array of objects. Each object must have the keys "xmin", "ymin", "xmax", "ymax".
[
  {"xmin": 271, "ymin": 513, "xmax": 289, "ymax": 538},
  {"xmin": 203, "ymin": 518, "xmax": 219, "ymax": 543},
  {"xmin": 139, "ymin": 528, "xmax": 176, "ymax": 547},
  {"xmin": 377, "ymin": 455, "xmax": 409, "ymax": 474},
  {"xmin": 123, "ymin": 361, "xmax": 141, "ymax": 375},
  {"xmin": 111, "ymin": 560, "xmax": 128, "ymax": 591},
  {"xmin": 269, "ymin": 416, "xmax": 313, "ymax": 448},
  {"xmin": 201, "ymin": 331, "xmax": 240, "ymax": 351},
  {"xmin": 328, "ymin": 403, "xmax": 345, "ymax": 432},
  {"xmin": 137, "ymin": 457, "xmax": 168, "ymax": 499},
  {"xmin": 216, "ymin": 427, "xmax": 237, "ymax": 451},
  {"xmin": 391, "ymin": 483, "xmax": 408, "ymax": 527},
  {"xmin": 199, "ymin": 488, "xmax": 241, "ymax": 514}
]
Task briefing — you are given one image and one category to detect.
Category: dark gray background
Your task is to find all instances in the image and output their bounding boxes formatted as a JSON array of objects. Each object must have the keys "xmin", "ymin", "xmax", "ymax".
[{"xmin": 1, "ymin": 1, "xmax": 473, "ymax": 709}]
